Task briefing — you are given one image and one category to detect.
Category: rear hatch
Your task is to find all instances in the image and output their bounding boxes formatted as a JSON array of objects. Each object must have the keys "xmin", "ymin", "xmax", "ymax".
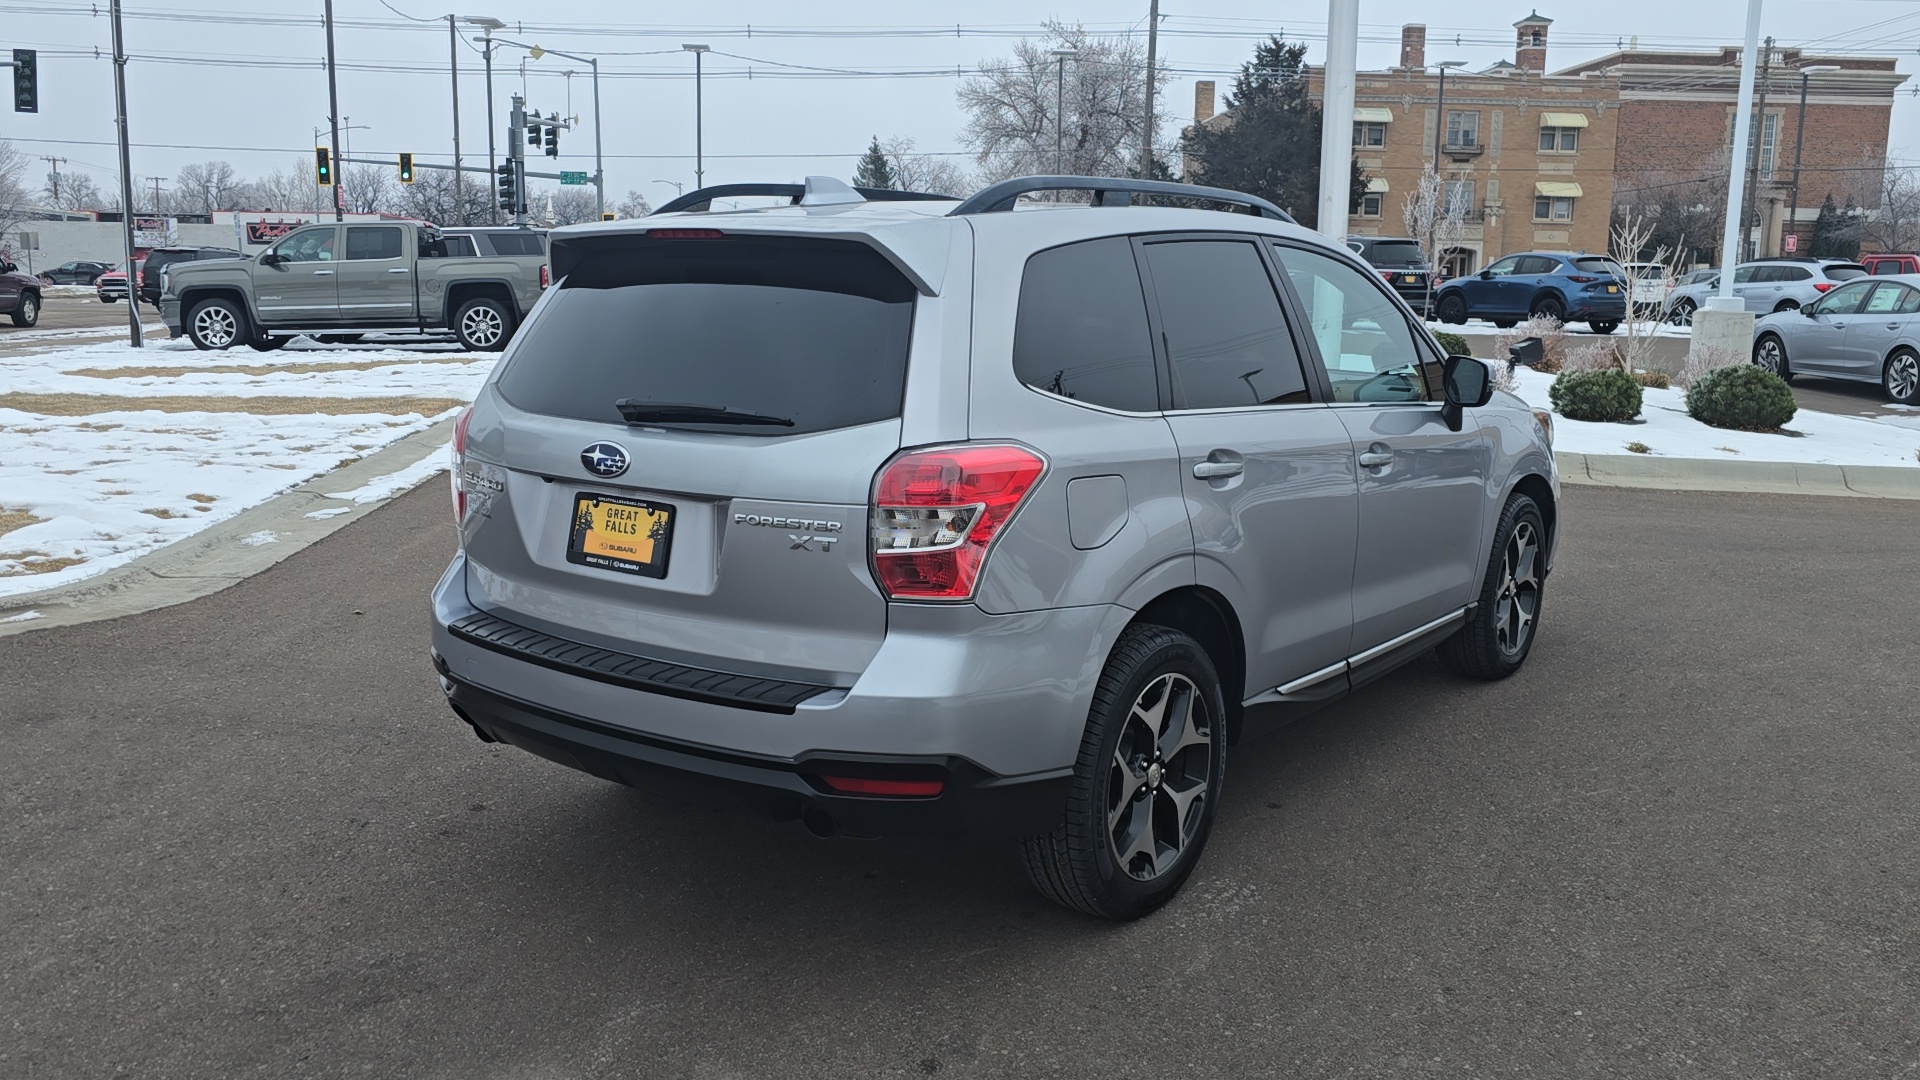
[
  {"xmin": 1572, "ymin": 257, "xmax": 1630, "ymax": 302},
  {"xmin": 459, "ymin": 232, "xmax": 918, "ymax": 683},
  {"xmin": 1359, "ymin": 240, "xmax": 1433, "ymax": 306}
]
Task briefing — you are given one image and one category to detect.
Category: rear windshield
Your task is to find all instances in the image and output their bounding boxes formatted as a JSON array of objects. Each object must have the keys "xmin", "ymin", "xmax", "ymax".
[
  {"xmin": 1361, "ymin": 241, "xmax": 1427, "ymax": 268},
  {"xmin": 1824, "ymin": 265, "xmax": 1867, "ymax": 281},
  {"xmin": 1573, "ymin": 257, "xmax": 1627, "ymax": 277},
  {"xmin": 485, "ymin": 231, "xmax": 545, "ymax": 257},
  {"xmin": 496, "ymin": 236, "xmax": 915, "ymax": 436},
  {"xmin": 1628, "ymin": 264, "xmax": 1665, "ymax": 280}
]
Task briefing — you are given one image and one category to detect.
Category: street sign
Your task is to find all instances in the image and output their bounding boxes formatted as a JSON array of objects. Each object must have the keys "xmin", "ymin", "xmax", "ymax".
[
  {"xmin": 1783, "ymin": 234, "xmax": 1798, "ymax": 253},
  {"xmin": 560, "ymin": 171, "xmax": 589, "ymax": 185}
]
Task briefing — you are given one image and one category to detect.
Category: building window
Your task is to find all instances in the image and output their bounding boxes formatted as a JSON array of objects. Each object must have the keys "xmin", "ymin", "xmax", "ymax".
[
  {"xmin": 1352, "ymin": 122, "xmax": 1386, "ymax": 148},
  {"xmin": 1442, "ymin": 180, "xmax": 1476, "ymax": 218},
  {"xmin": 1445, "ymin": 111, "xmax": 1480, "ymax": 149},
  {"xmin": 1360, "ymin": 192, "xmax": 1383, "ymax": 217},
  {"xmin": 1538, "ymin": 127, "xmax": 1579, "ymax": 152},
  {"xmin": 1534, "ymin": 195, "xmax": 1574, "ymax": 222},
  {"xmin": 1727, "ymin": 112, "xmax": 1782, "ymax": 181}
]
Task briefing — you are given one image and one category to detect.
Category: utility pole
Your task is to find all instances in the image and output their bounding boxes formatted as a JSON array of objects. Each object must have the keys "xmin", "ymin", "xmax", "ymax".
[
  {"xmin": 147, "ymin": 177, "xmax": 166, "ymax": 213},
  {"xmin": 509, "ymin": 93, "xmax": 528, "ymax": 226},
  {"xmin": 40, "ymin": 156, "xmax": 65, "ymax": 204},
  {"xmin": 1788, "ymin": 64, "xmax": 1841, "ymax": 254},
  {"xmin": 683, "ymin": 44, "xmax": 710, "ymax": 188},
  {"xmin": 1745, "ymin": 36, "xmax": 1774, "ymax": 258},
  {"xmin": 1051, "ymin": 49, "xmax": 1078, "ymax": 174},
  {"xmin": 323, "ymin": 0, "xmax": 345, "ymax": 221},
  {"xmin": 1140, "ymin": 0, "xmax": 1159, "ymax": 177},
  {"xmin": 448, "ymin": 15, "xmax": 464, "ymax": 223},
  {"xmin": 109, "ymin": 0, "xmax": 142, "ymax": 347},
  {"xmin": 484, "ymin": 30, "xmax": 498, "ymax": 223}
]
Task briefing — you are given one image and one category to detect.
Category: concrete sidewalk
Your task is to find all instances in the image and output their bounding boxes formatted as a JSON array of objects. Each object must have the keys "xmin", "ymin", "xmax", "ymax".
[{"xmin": 1558, "ymin": 452, "xmax": 1920, "ymax": 499}]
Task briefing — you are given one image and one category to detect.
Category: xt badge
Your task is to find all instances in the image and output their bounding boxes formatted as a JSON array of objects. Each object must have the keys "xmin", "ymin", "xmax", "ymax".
[{"xmin": 789, "ymin": 534, "xmax": 838, "ymax": 553}]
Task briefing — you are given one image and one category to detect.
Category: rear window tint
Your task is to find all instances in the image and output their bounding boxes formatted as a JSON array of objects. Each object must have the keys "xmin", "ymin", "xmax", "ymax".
[
  {"xmin": 1573, "ymin": 257, "xmax": 1624, "ymax": 276},
  {"xmin": 1824, "ymin": 265, "xmax": 1867, "ymax": 281},
  {"xmin": 485, "ymin": 232, "xmax": 545, "ymax": 256},
  {"xmin": 1360, "ymin": 241, "xmax": 1427, "ymax": 268},
  {"xmin": 1013, "ymin": 238, "xmax": 1159, "ymax": 412},
  {"xmin": 496, "ymin": 236, "xmax": 914, "ymax": 437}
]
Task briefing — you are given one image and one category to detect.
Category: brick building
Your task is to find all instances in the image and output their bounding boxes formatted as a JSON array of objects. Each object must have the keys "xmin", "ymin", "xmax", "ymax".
[{"xmin": 1555, "ymin": 45, "xmax": 1909, "ymax": 257}]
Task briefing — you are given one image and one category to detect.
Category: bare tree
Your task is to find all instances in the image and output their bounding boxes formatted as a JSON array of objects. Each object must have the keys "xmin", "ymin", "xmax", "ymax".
[
  {"xmin": 237, "ymin": 158, "xmax": 317, "ymax": 213},
  {"xmin": 614, "ymin": 189, "xmax": 652, "ymax": 219},
  {"xmin": 1402, "ymin": 166, "xmax": 1466, "ymax": 313},
  {"xmin": 173, "ymin": 160, "xmax": 245, "ymax": 214},
  {"xmin": 882, "ymin": 137, "xmax": 972, "ymax": 197},
  {"xmin": 1851, "ymin": 165, "xmax": 1920, "ymax": 254},
  {"xmin": 533, "ymin": 185, "xmax": 600, "ymax": 226},
  {"xmin": 958, "ymin": 22, "xmax": 1170, "ymax": 185},
  {"xmin": 338, "ymin": 164, "xmax": 393, "ymax": 215},
  {"xmin": 388, "ymin": 168, "xmax": 493, "ymax": 225},
  {"xmin": 1608, "ymin": 208, "xmax": 1685, "ymax": 375},
  {"xmin": 0, "ymin": 141, "xmax": 28, "ymax": 239},
  {"xmin": 1611, "ymin": 149, "xmax": 1729, "ymax": 269}
]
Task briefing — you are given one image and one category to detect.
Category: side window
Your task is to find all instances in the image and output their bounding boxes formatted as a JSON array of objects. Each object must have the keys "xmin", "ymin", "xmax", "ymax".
[
  {"xmin": 1011, "ymin": 238, "xmax": 1159, "ymax": 412},
  {"xmin": 273, "ymin": 228, "xmax": 335, "ymax": 263},
  {"xmin": 487, "ymin": 232, "xmax": 545, "ymax": 256},
  {"xmin": 1270, "ymin": 242, "xmax": 1433, "ymax": 404},
  {"xmin": 1483, "ymin": 256, "xmax": 1521, "ymax": 278},
  {"xmin": 1861, "ymin": 283, "xmax": 1905, "ymax": 315},
  {"xmin": 1142, "ymin": 240, "xmax": 1310, "ymax": 410},
  {"xmin": 344, "ymin": 226, "xmax": 403, "ymax": 261},
  {"xmin": 1813, "ymin": 280, "xmax": 1874, "ymax": 315},
  {"xmin": 1894, "ymin": 286, "xmax": 1920, "ymax": 315},
  {"xmin": 1780, "ymin": 266, "xmax": 1812, "ymax": 281},
  {"xmin": 1733, "ymin": 266, "xmax": 1756, "ymax": 284}
]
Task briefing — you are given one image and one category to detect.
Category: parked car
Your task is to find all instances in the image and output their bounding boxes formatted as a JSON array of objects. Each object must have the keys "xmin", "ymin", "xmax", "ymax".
[
  {"xmin": 0, "ymin": 259, "xmax": 44, "ymax": 327},
  {"xmin": 36, "ymin": 260, "xmax": 111, "ymax": 286},
  {"xmin": 1664, "ymin": 258, "xmax": 1869, "ymax": 325},
  {"xmin": 95, "ymin": 268, "xmax": 140, "ymax": 303},
  {"xmin": 1752, "ymin": 274, "xmax": 1920, "ymax": 404},
  {"xmin": 140, "ymin": 247, "xmax": 244, "ymax": 308},
  {"xmin": 1345, "ymin": 235, "xmax": 1434, "ymax": 315},
  {"xmin": 1622, "ymin": 261, "xmax": 1671, "ymax": 318},
  {"xmin": 1433, "ymin": 250, "xmax": 1627, "ymax": 333},
  {"xmin": 1861, "ymin": 253, "xmax": 1920, "ymax": 277},
  {"xmin": 429, "ymin": 174, "xmax": 1561, "ymax": 920},
  {"xmin": 160, "ymin": 220, "xmax": 548, "ymax": 352}
]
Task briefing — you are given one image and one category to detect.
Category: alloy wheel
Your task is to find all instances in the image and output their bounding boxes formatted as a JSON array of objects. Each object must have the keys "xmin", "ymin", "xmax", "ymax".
[
  {"xmin": 193, "ymin": 305, "xmax": 237, "ymax": 348},
  {"xmin": 1888, "ymin": 353, "xmax": 1920, "ymax": 401},
  {"xmin": 461, "ymin": 305, "xmax": 503, "ymax": 347},
  {"xmin": 1494, "ymin": 520, "xmax": 1541, "ymax": 656},
  {"xmin": 1107, "ymin": 673, "xmax": 1214, "ymax": 882},
  {"xmin": 1757, "ymin": 337, "xmax": 1786, "ymax": 376}
]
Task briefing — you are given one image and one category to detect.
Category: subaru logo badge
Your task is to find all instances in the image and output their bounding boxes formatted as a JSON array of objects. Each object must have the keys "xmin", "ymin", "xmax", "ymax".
[{"xmin": 580, "ymin": 442, "xmax": 630, "ymax": 479}]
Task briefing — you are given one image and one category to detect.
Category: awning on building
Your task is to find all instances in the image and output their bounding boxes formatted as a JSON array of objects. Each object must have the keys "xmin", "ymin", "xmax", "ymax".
[
  {"xmin": 1535, "ymin": 181, "xmax": 1584, "ymax": 198},
  {"xmin": 1538, "ymin": 112, "xmax": 1590, "ymax": 128},
  {"xmin": 1365, "ymin": 177, "xmax": 1390, "ymax": 193},
  {"xmin": 1353, "ymin": 107, "xmax": 1395, "ymax": 124}
]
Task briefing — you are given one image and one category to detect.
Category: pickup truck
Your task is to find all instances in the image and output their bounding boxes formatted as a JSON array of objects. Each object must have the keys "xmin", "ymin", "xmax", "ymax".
[{"xmin": 159, "ymin": 220, "xmax": 546, "ymax": 352}]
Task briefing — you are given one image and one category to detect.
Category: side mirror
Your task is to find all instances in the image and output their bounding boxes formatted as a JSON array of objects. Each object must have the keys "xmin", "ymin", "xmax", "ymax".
[
  {"xmin": 260, "ymin": 252, "xmax": 286, "ymax": 267},
  {"xmin": 1802, "ymin": 305, "xmax": 1819, "ymax": 318},
  {"xmin": 1506, "ymin": 336, "xmax": 1545, "ymax": 368},
  {"xmin": 1441, "ymin": 355, "xmax": 1494, "ymax": 431},
  {"xmin": 1477, "ymin": 269, "xmax": 1493, "ymax": 280}
]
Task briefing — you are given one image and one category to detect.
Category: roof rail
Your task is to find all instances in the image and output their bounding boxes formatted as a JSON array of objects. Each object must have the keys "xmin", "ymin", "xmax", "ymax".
[
  {"xmin": 653, "ymin": 176, "xmax": 957, "ymax": 215},
  {"xmin": 947, "ymin": 175, "xmax": 1295, "ymax": 222}
]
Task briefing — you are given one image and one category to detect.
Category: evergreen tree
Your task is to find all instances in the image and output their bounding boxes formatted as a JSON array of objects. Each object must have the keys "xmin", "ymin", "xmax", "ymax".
[
  {"xmin": 1176, "ymin": 35, "xmax": 1366, "ymax": 227},
  {"xmin": 1810, "ymin": 193, "xmax": 1847, "ymax": 258},
  {"xmin": 854, "ymin": 136, "xmax": 896, "ymax": 190}
]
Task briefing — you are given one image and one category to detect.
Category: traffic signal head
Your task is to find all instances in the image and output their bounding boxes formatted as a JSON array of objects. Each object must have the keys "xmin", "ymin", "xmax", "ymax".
[
  {"xmin": 398, "ymin": 152, "xmax": 415, "ymax": 184},
  {"xmin": 544, "ymin": 125, "xmax": 559, "ymax": 157},
  {"xmin": 527, "ymin": 124, "xmax": 542, "ymax": 147},
  {"xmin": 13, "ymin": 49, "xmax": 37, "ymax": 113},
  {"xmin": 496, "ymin": 161, "xmax": 518, "ymax": 212},
  {"xmin": 314, "ymin": 147, "xmax": 333, "ymax": 186}
]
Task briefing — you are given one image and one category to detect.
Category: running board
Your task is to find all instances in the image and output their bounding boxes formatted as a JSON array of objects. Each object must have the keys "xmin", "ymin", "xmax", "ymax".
[
  {"xmin": 259, "ymin": 326, "xmax": 453, "ymax": 338},
  {"xmin": 1236, "ymin": 608, "xmax": 1470, "ymax": 742}
]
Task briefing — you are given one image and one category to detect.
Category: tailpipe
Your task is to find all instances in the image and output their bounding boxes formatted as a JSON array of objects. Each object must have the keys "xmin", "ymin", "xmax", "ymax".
[{"xmin": 802, "ymin": 805, "xmax": 841, "ymax": 839}]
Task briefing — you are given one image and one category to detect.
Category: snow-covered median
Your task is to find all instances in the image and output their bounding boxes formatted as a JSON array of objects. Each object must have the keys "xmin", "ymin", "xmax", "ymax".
[
  {"xmin": 1508, "ymin": 366, "xmax": 1920, "ymax": 467},
  {"xmin": 0, "ymin": 336, "xmax": 492, "ymax": 598}
]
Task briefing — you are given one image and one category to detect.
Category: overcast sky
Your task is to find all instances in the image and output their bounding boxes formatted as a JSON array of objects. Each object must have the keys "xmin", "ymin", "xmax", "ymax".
[{"xmin": 1, "ymin": 0, "xmax": 1914, "ymax": 205}]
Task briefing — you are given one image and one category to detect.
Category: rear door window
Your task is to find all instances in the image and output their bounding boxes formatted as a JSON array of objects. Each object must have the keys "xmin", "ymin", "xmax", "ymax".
[
  {"xmin": 1361, "ymin": 241, "xmax": 1427, "ymax": 268},
  {"xmin": 344, "ymin": 226, "xmax": 403, "ymax": 261},
  {"xmin": 1012, "ymin": 238, "xmax": 1159, "ymax": 412},
  {"xmin": 485, "ymin": 232, "xmax": 545, "ymax": 256},
  {"xmin": 1518, "ymin": 255, "xmax": 1562, "ymax": 275},
  {"xmin": 496, "ymin": 236, "xmax": 915, "ymax": 436},
  {"xmin": 1862, "ymin": 283, "xmax": 1907, "ymax": 315},
  {"xmin": 1142, "ymin": 239, "xmax": 1310, "ymax": 410}
]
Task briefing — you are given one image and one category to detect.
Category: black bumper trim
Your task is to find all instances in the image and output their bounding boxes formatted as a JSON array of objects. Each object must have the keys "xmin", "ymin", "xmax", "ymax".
[{"xmin": 446, "ymin": 610, "xmax": 832, "ymax": 714}]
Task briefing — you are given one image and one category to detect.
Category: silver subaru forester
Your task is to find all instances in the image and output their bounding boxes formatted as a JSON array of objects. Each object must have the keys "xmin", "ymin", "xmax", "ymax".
[{"xmin": 430, "ymin": 175, "xmax": 1560, "ymax": 919}]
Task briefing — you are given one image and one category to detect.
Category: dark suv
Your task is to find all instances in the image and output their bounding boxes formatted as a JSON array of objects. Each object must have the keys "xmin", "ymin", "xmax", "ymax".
[
  {"xmin": 140, "ymin": 247, "xmax": 244, "ymax": 308},
  {"xmin": 37, "ymin": 260, "xmax": 111, "ymax": 286},
  {"xmin": 1346, "ymin": 236, "xmax": 1435, "ymax": 315}
]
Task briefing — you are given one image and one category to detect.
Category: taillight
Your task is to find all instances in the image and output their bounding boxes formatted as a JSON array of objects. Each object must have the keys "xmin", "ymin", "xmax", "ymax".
[
  {"xmin": 450, "ymin": 405, "xmax": 474, "ymax": 524},
  {"xmin": 1380, "ymin": 270, "xmax": 1395, "ymax": 282},
  {"xmin": 538, "ymin": 264, "xmax": 550, "ymax": 288},
  {"xmin": 870, "ymin": 444, "xmax": 1046, "ymax": 601},
  {"xmin": 1813, "ymin": 282, "xmax": 1834, "ymax": 293},
  {"xmin": 1567, "ymin": 274, "xmax": 1597, "ymax": 283}
]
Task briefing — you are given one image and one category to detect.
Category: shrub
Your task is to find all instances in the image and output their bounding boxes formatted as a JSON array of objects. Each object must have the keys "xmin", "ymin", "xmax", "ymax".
[
  {"xmin": 1495, "ymin": 314, "xmax": 1568, "ymax": 373},
  {"xmin": 1633, "ymin": 370, "xmax": 1671, "ymax": 389},
  {"xmin": 1685, "ymin": 364, "xmax": 1797, "ymax": 431},
  {"xmin": 1548, "ymin": 367, "xmax": 1643, "ymax": 422},
  {"xmin": 1432, "ymin": 330, "xmax": 1471, "ymax": 357}
]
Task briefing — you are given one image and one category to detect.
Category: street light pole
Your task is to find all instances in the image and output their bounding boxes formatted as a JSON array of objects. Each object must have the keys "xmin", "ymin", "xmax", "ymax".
[
  {"xmin": 519, "ymin": 43, "xmax": 606, "ymax": 218},
  {"xmin": 1050, "ymin": 48, "xmax": 1078, "ymax": 175},
  {"xmin": 1788, "ymin": 64, "xmax": 1840, "ymax": 255},
  {"xmin": 1716, "ymin": 0, "xmax": 1764, "ymax": 303},
  {"xmin": 447, "ymin": 16, "xmax": 463, "ymax": 220},
  {"xmin": 1427, "ymin": 60, "xmax": 1465, "ymax": 305},
  {"xmin": 1315, "ymin": 0, "xmax": 1358, "ymax": 239},
  {"xmin": 683, "ymin": 45, "xmax": 710, "ymax": 188},
  {"xmin": 109, "ymin": 0, "xmax": 141, "ymax": 347},
  {"xmin": 323, "ymin": 0, "xmax": 344, "ymax": 221}
]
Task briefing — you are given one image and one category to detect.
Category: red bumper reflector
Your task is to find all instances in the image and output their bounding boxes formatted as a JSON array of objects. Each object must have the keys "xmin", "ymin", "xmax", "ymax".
[{"xmin": 818, "ymin": 775, "xmax": 945, "ymax": 798}]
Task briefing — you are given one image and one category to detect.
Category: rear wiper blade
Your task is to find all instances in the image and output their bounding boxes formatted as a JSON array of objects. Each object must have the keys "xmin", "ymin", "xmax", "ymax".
[{"xmin": 615, "ymin": 399, "xmax": 795, "ymax": 427}]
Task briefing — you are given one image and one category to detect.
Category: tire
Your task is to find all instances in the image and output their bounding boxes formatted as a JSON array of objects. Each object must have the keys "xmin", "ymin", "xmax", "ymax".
[
  {"xmin": 185, "ymin": 297, "xmax": 246, "ymax": 351},
  {"xmin": 1884, "ymin": 348, "xmax": 1920, "ymax": 406},
  {"xmin": 246, "ymin": 335, "xmax": 288, "ymax": 352},
  {"xmin": 101, "ymin": 295, "xmax": 118, "ymax": 304},
  {"xmin": 453, "ymin": 296, "xmax": 512, "ymax": 351},
  {"xmin": 1529, "ymin": 295, "xmax": 1565, "ymax": 323},
  {"xmin": 1587, "ymin": 320, "xmax": 1619, "ymax": 335},
  {"xmin": 1436, "ymin": 294, "xmax": 1468, "ymax": 325},
  {"xmin": 1668, "ymin": 298, "xmax": 1697, "ymax": 327},
  {"xmin": 1773, "ymin": 300, "xmax": 1800, "ymax": 314},
  {"xmin": 1491, "ymin": 319, "xmax": 1519, "ymax": 330},
  {"xmin": 1754, "ymin": 333, "xmax": 1793, "ymax": 383},
  {"xmin": 1437, "ymin": 494, "xmax": 1546, "ymax": 681},
  {"xmin": 9, "ymin": 292, "xmax": 39, "ymax": 328},
  {"xmin": 1021, "ymin": 624, "xmax": 1227, "ymax": 920}
]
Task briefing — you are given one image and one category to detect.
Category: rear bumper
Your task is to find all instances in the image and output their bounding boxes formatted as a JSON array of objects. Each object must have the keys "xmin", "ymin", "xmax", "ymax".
[{"xmin": 1567, "ymin": 294, "xmax": 1628, "ymax": 320}]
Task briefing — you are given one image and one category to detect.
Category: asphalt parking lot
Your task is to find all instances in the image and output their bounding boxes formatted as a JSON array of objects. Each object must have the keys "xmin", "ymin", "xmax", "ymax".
[{"xmin": 3, "ymin": 482, "xmax": 1917, "ymax": 1078}]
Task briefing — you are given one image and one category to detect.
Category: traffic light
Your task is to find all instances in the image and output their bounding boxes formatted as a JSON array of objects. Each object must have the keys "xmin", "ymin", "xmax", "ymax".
[
  {"xmin": 314, "ymin": 147, "xmax": 333, "ymax": 186},
  {"xmin": 544, "ymin": 125, "xmax": 559, "ymax": 157},
  {"xmin": 496, "ymin": 162, "xmax": 518, "ymax": 213},
  {"xmin": 397, "ymin": 152, "xmax": 415, "ymax": 184},
  {"xmin": 526, "ymin": 123, "xmax": 542, "ymax": 148},
  {"xmin": 12, "ymin": 49, "xmax": 36, "ymax": 113}
]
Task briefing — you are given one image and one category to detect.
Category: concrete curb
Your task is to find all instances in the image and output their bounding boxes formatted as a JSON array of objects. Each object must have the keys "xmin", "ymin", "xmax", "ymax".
[
  {"xmin": 1556, "ymin": 452, "xmax": 1920, "ymax": 499},
  {"xmin": 0, "ymin": 418, "xmax": 455, "ymax": 637}
]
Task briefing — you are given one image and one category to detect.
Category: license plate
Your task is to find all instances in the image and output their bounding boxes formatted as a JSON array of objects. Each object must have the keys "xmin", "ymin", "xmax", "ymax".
[
  {"xmin": 1404, "ymin": 275, "xmax": 1419, "ymax": 284},
  {"xmin": 1606, "ymin": 285, "xmax": 1619, "ymax": 293},
  {"xmin": 566, "ymin": 492, "xmax": 675, "ymax": 578}
]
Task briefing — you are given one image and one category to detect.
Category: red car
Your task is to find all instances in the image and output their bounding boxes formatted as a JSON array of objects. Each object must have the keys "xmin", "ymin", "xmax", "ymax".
[
  {"xmin": 96, "ymin": 268, "xmax": 143, "ymax": 304},
  {"xmin": 0, "ymin": 257, "xmax": 42, "ymax": 327},
  {"xmin": 1861, "ymin": 253, "xmax": 1920, "ymax": 277}
]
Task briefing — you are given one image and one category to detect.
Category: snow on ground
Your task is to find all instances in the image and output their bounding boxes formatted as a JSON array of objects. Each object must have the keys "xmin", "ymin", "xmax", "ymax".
[
  {"xmin": 1508, "ymin": 366, "xmax": 1920, "ymax": 467},
  {"xmin": 0, "ymin": 337, "xmax": 490, "ymax": 598},
  {"xmin": 323, "ymin": 451, "xmax": 451, "ymax": 505}
]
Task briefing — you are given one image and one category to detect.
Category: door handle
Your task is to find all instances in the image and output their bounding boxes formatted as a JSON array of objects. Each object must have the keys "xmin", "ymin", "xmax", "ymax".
[
  {"xmin": 1357, "ymin": 451, "xmax": 1394, "ymax": 469},
  {"xmin": 1192, "ymin": 460, "xmax": 1243, "ymax": 479},
  {"xmin": 312, "ymin": 269, "xmax": 334, "ymax": 276},
  {"xmin": 387, "ymin": 267, "xmax": 411, "ymax": 274},
  {"xmin": 1889, "ymin": 323, "xmax": 1902, "ymax": 330}
]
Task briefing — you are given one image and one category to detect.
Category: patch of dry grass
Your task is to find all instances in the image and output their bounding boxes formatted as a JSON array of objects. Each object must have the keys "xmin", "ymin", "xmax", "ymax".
[
  {"xmin": 141, "ymin": 508, "xmax": 185, "ymax": 519},
  {"xmin": 0, "ymin": 393, "xmax": 466, "ymax": 417},
  {"xmin": 0, "ymin": 508, "xmax": 44, "ymax": 538},
  {"xmin": 63, "ymin": 357, "xmax": 474, "ymax": 379},
  {"xmin": 0, "ymin": 551, "xmax": 86, "ymax": 575},
  {"xmin": 186, "ymin": 493, "xmax": 217, "ymax": 503}
]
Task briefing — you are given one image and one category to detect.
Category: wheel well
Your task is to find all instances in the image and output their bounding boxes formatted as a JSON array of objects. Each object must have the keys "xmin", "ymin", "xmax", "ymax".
[
  {"xmin": 1131, "ymin": 587, "xmax": 1246, "ymax": 742},
  {"xmin": 1512, "ymin": 473, "xmax": 1556, "ymax": 551},
  {"xmin": 1529, "ymin": 289, "xmax": 1566, "ymax": 312},
  {"xmin": 1773, "ymin": 300, "xmax": 1800, "ymax": 312},
  {"xmin": 444, "ymin": 281, "xmax": 517, "ymax": 327},
  {"xmin": 1888, "ymin": 345, "xmax": 1919, "ymax": 371},
  {"xmin": 178, "ymin": 286, "xmax": 252, "ymax": 324}
]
